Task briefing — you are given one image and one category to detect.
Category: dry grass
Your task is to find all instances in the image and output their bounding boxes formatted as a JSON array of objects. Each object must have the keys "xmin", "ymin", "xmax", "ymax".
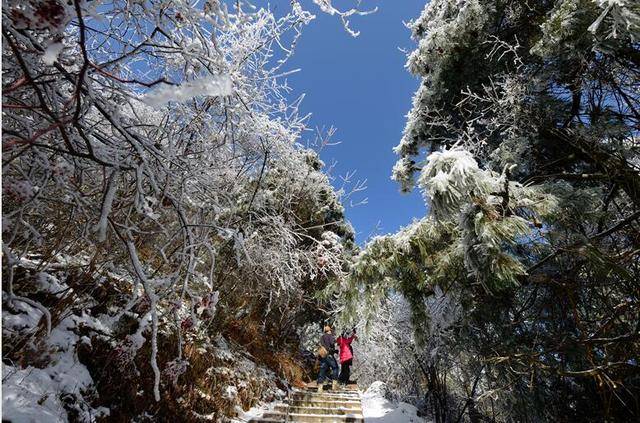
[
  {"xmin": 223, "ymin": 315, "xmax": 311, "ymax": 386},
  {"xmin": 80, "ymin": 316, "xmax": 302, "ymax": 422}
]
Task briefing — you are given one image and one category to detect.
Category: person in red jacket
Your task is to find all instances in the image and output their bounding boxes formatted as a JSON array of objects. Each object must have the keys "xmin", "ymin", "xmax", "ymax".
[{"xmin": 336, "ymin": 327, "xmax": 357, "ymax": 386}]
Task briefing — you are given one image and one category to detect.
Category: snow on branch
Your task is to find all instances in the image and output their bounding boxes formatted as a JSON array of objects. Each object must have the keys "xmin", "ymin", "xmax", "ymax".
[
  {"xmin": 2, "ymin": 0, "xmax": 357, "ymax": 410},
  {"xmin": 142, "ymin": 74, "xmax": 233, "ymax": 107},
  {"xmin": 309, "ymin": 0, "xmax": 377, "ymax": 37}
]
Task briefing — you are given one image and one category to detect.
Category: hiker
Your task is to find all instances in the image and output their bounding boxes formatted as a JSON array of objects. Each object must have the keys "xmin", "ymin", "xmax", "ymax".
[
  {"xmin": 316, "ymin": 325, "xmax": 339, "ymax": 392},
  {"xmin": 337, "ymin": 327, "xmax": 357, "ymax": 385}
]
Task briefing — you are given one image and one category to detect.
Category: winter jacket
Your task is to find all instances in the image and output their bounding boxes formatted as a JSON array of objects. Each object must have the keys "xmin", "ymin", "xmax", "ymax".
[
  {"xmin": 320, "ymin": 333, "xmax": 336, "ymax": 355},
  {"xmin": 336, "ymin": 335, "xmax": 356, "ymax": 363}
]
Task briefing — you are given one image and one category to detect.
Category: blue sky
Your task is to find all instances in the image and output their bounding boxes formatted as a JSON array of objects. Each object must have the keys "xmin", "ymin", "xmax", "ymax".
[{"xmin": 287, "ymin": 1, "xmax": 427, "ymax": 244}]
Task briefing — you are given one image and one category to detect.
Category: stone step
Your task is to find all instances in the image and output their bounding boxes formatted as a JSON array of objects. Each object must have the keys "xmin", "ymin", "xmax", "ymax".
[
  {"xmin": 298, "ymin": 390, "xmax": 360, "ymax": 396},
  {"xmin": 291, "ymin": 396, "xmax": 361, "ymax": 404},
  {"xmin": 262, "ymin": 411, "xmax": 364, "ymax": 423},
  {"xmin": 298, "ymin": 386, "xmax": 359, "ymax": 393},
  {"xmin": 275, "ymin": 405, "xmax": 363, "ymax": 415},
  {"xmin": 248, "ymin": 384, "xmax": 363, "ymax": 422},
  {"xmin": 286, "ymin": 400, "xmax": 362, "ymax": 409},
  {"xmin": 292, "ymin": 394, "xmax": 360, "ymax": 400},
  {"xmin": 292, "ymin": 391, "xmax": 360, "ymax": 400},
  {"xmin": 294, "ymin": 387, "xmax": 359, "ymax": 393},
  {"xmin": 297, "ymin": 391, "xmax": 360, "ymax": 397}
]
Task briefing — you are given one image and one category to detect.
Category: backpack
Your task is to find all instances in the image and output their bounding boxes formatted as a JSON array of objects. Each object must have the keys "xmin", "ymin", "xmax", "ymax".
[{"xmin": 317, "ymin": 345, "xmax": 328, "ymax": 358}]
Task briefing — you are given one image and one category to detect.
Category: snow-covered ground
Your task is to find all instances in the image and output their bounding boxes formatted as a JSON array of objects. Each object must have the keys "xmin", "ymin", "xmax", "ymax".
[
  {"xmin": 2, "ymin": 265, "xmax": 111, "ymax": 423},
  {"xmin": 231, "ymin": 401, "xmax": 276, "ymax": 422},
  {"xmin": 361, "ymin": 381, "xmax": 427, "ymax": 423}
]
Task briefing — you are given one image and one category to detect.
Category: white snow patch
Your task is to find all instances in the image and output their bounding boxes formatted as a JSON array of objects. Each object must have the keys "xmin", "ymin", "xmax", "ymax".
[
  {"xmin": 230, "ymin": 400, "xmax": 278, "ymax": 423},
  {"xmin": 213, "ymin": 334, "xmax": 235, "ymax": 361},
  {"xmin": 35, "ymin": 272, "xmax": 66, "ymax": 296},
  {"xmin": 2, "ymin": 298, "xmax": 43, "ymax": 332},
  {"xmin": 143, "ymin": 74, "xmax": 233, "ymax": 107},
  {"xmin": 361, "ymin": 381, "xmax": 426, "ymax": 423},
  {"xmin": 2, "ymin": 291, "xmax": 112, "ymax": 422},
  {"xmin": 43, "ymin": 42, "xmax": 64, "ymax": 65},
  {"xmin": 3, "ymin": 363, "xmax": 69, "ymax": 423},
  {"xmin": 224, "ymin": 385, "xmax": 238, "ymax": 400}
]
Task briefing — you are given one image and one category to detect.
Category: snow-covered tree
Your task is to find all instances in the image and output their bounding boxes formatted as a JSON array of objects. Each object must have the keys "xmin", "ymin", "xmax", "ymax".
[
  {"xmin": 335, "ymin": 0, "xmax": 640, "ymax": 421},
  {"xmin": 2, "ymin": 1, "xmax": 369, "ymax": 420}
]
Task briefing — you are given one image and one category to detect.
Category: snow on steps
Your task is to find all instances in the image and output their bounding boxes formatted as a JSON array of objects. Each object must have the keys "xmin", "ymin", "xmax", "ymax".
[
  {"xmin": 257, "ymin": 412, "xmax": 364, "ymax": 423},
  {"xmin": 274, "ymin": 405, "xmax": 363, "ymax": 415},
  {"xmin": 249, "ymin": 385, "xmax": 364, "ymax": 423},
  {"xmin": 285, "ymin": 401, "xmax": 361, "ymax": 409}
]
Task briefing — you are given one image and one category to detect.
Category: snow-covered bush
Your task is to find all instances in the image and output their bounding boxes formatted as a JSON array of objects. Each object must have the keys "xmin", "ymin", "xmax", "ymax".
[{"xmin": 2, "ymin": 1, "xmax": 368, "ymax": 420}]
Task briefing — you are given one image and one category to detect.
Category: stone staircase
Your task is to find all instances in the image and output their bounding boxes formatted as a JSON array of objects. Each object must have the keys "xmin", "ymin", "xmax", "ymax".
[{"xmin": 249, "ymin": 384, "xmax": 364, "ymax": 422}]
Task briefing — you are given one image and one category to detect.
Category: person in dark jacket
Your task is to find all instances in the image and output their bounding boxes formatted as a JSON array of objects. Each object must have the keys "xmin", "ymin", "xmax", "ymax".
[{"xmin": 316, "ymin": 325, "xmax": 339, "ymax": 392}]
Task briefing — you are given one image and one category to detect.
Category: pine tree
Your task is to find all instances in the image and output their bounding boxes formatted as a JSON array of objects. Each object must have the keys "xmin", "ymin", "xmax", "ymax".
[{"xmin": 338, "ymin": 1, "xmax": 640, "ymax": 421}]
